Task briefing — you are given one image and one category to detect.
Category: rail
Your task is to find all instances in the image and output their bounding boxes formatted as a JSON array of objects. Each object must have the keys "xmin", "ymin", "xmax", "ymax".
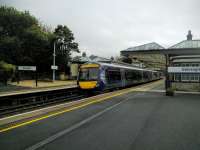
[{"xmin": 0, "ymin": 87, "xmax": 88, "ymax": 117}]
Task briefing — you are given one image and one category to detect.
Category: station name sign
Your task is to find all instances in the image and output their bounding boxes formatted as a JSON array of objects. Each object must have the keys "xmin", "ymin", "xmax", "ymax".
[
  {"xmin": 51, "ymin": 65, "xmax": 58, "ymax": 70},
  {"xmin": 168, "ymin": 67, "xmax": 200, "ymax": 73},
  {"xmin": 18, "ymin": 66, "xmax": 36, "ymax": 71}
]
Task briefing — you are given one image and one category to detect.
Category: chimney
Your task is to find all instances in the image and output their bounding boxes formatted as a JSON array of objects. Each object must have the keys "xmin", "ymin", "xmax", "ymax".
[{"xmin": 187, "ymin": 30, "xmax": 192, "ymax": 40}]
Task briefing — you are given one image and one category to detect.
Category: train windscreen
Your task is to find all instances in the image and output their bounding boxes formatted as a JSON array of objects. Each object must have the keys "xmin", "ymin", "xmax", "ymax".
[{"xmin": 79, "ymin": 67, "xmax": 99, "ymax": 81}]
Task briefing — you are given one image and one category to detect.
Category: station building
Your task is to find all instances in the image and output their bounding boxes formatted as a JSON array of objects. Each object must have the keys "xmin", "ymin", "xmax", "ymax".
[
  {"xmin": 121, "ymin": 31, "xmax": 200, "ymax": 91},
  {"xmin": 121, "ymin": 42, "xmax": 166, "ymax": 71},
  {"xmin": 168, "ymin": 31, "xmax": 200, "ymax": 83}
]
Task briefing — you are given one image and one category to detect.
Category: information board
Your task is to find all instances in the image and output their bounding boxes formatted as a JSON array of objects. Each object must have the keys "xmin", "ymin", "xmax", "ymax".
[{"xmin": 168, "ymin": 67, "xmax": 200, "ymax": 73}]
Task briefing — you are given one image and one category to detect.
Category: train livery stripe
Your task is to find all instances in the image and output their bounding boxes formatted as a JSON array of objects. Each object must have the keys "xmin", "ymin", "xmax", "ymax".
[
  {"xmin": 80, "ymin": 64, "xmax": 99, "ymax": 68},
  {"xmin": 79, "ymin": 81, "xmax": 97, "ymax": 89}
]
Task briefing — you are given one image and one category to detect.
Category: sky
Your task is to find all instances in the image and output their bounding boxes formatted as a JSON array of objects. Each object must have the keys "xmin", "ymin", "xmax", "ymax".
[{"xmin": 1, "ymin": 0, "xmax": 200, "ymax": 58}]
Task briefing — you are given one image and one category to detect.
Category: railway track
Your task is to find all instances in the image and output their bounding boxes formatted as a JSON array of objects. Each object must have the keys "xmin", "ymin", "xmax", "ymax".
[
  {"xmin": 0, "ymin": 87, "xmax": 90, "ymax": 117},
  {"xmin": 0, "ymin": 80, "xmax": 162, "ymax": 118}
]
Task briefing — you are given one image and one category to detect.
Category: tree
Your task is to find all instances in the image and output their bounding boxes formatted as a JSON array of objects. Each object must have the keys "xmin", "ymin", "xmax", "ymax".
[
  {"xmin": 110, "ymin": 56, "xmax": 114, "ymax": 61},
  {"xmin": 54, "ymin": 25, "xmax": 79, "ymax": 72},
  {"xmin": 22, "ymin": 24, "xmax": 53, "ymax": 71},
  {"xmin": 0, "ymin": 61, "xmax": 15, "ymax": 85},
  {"xmin": 0, "ymin": 6, "xmax": 54, "ymax": 72},
  {"xmin": 0, "ymin": 6, "xmax": 80, "ymax": 76},
  {"xmin": 82, "ymin": 52, "xmax": 86, "ymax": 57}
]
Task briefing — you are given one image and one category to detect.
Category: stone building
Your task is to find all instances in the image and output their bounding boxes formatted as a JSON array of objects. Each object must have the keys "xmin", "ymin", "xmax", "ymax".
[{"xmin": 121, "ymin": 42, "xmax": 166, "ymax": 71}]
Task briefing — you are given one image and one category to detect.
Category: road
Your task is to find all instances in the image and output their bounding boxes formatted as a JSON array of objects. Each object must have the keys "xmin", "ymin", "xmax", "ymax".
[{"xmin": 0, "ymin": 80, "xmax": 200, "ymax": 150}]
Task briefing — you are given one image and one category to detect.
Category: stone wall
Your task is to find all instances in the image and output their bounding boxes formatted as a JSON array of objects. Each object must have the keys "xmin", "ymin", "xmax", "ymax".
[
  {"xmin": 172, "ymin": 82, "xmax": 200, "ymax": 92},
  {"xmin": 129, "ymin": 53, "xmax": 165, "ymax": 69}
]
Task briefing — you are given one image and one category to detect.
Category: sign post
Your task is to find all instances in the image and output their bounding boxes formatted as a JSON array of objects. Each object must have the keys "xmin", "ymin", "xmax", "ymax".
[
  {"xmin": 18, "ymin": 66, "xmax": 37, "ymax": 87},
  {"xmin": 52, "ymin": 42, "xmax": 56, "ymax": 82},
  {"xmin": 51, "ymin": 64, "xmax": 58, "ymax": 82},
  {"xmin": 35, "ymin": 71, "xmax": 38, "ymax": 87}
]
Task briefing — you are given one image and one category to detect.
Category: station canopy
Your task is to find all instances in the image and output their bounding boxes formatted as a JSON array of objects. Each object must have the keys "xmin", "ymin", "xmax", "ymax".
[
  {"xmin": 121, "ymin": 42, "xmax": 166, "ymax": 56},
  {"xmin": 121, "ymin": 40, "xmax": 200, "ymax": 56},
  {"xmin": 124, "ymin": 42, "xmax": 165, "ymax": 52},
  {"xmin": 170, "ymin": 40, "xmax": 200, "ymax": 49},
  {"xmin": 166, "ymin": 40, "xmax": 200, "ymax": 55}
]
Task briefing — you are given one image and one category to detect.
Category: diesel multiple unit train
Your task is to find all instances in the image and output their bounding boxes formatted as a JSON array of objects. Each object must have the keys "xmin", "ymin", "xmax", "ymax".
[{"xmin": 77, "ymin": 62, "xmax": 161, "ymax": 91}]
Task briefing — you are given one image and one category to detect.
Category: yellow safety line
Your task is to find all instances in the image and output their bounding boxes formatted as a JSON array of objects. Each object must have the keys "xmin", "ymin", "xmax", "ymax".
[{"xmin": 0, "ymin": 80, "xmax": 162, "ymax": 133}]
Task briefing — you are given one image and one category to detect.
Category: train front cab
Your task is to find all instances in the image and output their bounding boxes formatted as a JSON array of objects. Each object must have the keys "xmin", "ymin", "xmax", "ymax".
[{"xmin": 78, "ymin": 64, "xmax": 100, "ymax": 90}]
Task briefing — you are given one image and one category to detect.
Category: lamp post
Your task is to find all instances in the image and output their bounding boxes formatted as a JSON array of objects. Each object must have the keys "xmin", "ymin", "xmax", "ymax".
[
  {"xmin": 52, "ymin": 38, "xmax": 65, "ymax": 82},
  {"xmin": 52, "ymin": 41, "xmax": 56, "ymax": 82}
]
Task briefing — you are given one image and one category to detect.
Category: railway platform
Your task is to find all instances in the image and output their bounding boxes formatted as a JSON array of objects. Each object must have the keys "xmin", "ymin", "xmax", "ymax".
[
  {"xmin": 0, "ymin": 80, "xmax": 77, "ymax": 97},
  {"xmin": 0, "ymin": 80, "xmax": 200, "ymax": 150}
]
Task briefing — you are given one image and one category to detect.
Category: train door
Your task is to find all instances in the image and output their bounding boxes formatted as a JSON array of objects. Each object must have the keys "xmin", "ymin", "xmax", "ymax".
[{"xmin": 120, "ymin": 69, "xmax": 125, "ymax": 87}]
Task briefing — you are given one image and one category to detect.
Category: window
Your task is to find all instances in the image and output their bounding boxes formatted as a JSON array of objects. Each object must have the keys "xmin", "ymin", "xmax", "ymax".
[
  {"xmin": 190, "ymin": 74, "xmax": 195, "ymax": 81},
  {"xmin": 125, "ymin": 70, "xmax": 142, "ymax": 81},
  {"xmin": 195, "ymin": 74, "xmax": 200, "ymax": 81},
  {"xmin": 153, "ymin": 72, "xmax": 158, "ymax": 78},
  {"xmin": 181, "ymin": 74, "xmax": 188, "ymax": 81},
  {"xmin": 106, "ymin": 69, "xmax": 121, "ymax": 84},
  {"xmin": 143, "ymin": 71, "xmax": 151, "ymax": 80},
  {"xmin": 174, "ymin": 74, "xmax": 181, "ymax": 81},
  {"xmin": 125, "ymin": 71, "xmax": 133, "ymax": 81},
  {"xmin": 79, "ymin": 68, "xmax": 99, "ymax": 81}
]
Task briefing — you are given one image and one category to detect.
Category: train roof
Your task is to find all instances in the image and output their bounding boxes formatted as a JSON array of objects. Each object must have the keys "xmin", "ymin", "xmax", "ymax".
[{"xmin": 83, "ymin": 62, "xmax": 158, "ymax": 72}]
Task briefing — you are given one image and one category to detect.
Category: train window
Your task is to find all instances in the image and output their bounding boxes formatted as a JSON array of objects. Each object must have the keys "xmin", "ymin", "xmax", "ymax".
[
  {"xmin": 79, "ymin": 68, "xmax": 99, "ymax": 81},
  {"xmin": 154, "ymin": 72, "xmax": 158, "ymax": 78},
  {"xmin": 143, "ymin": 71, "xmax": 148, "ymax": 79},
  {"xmin": 134, "ymin": 70, "xmax": 142, "ymax": 80},
  {"xmin": 125, "ymin": 71, "xmax": 133, "ymax": 81},
  {"xmin": 143, "ymin": 71, "xmax": 152, "ymax": 80},
  {"xmin": 125, "ymin": 70, "xmax": 142, "ymax": 81},
  {"xmin": 106, "ymin": 69, "xmax": 121, "ymax": 83}
]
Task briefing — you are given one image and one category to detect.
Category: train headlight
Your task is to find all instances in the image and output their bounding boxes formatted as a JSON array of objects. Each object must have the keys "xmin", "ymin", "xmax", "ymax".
[{"xmin": 96, "ymin": 83, "xmax": 99, "ymax": 87}]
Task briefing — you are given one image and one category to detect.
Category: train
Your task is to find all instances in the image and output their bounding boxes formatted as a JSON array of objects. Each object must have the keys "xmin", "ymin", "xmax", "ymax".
[{"xmin": 77, "ymin": 62, "xmax": 161, "ymax": 91}]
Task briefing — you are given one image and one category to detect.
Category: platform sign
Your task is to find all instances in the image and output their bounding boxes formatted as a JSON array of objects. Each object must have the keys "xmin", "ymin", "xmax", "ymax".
[
  {"xmin": 168, "ymin": 67, "xmax": 200, "ymax": 73},
  {"xmin": 18, "ymin": 66, "xmax": 36, "ymax": 71},
  {"xmin": 17, "ymin": 66, "xmax": 37, "ymax": 87},
  {"xmin": 51, "ymin": 65, "xmax": 58, "ymax": 70}
]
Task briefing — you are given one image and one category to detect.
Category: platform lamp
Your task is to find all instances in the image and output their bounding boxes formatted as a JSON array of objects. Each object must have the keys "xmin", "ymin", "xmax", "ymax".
[{"xmin": 52, "ymin": 38, "xmax": 65, "ymax": 82}]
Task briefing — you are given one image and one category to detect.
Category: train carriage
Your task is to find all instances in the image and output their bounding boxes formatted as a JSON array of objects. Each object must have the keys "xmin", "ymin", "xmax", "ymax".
[{"xmin": 78, "ymin": 62, "xmax": 160, "ymax": 91}]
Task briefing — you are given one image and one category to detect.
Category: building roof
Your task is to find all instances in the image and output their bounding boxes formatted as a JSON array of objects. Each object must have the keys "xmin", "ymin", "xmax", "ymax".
[
  {"xmin": 122, "ymin": 42, "xmax": 165, "ymax": 52},
  {"xmin": 169, "ymin": 40, "xmax": 200, "ymax": 49},
  {"xmin": 121, "ymin": 31, "xmax": 200, "ymax": 56}
]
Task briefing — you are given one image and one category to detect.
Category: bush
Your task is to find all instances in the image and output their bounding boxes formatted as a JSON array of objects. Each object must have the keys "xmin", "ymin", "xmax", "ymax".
[{"xmin": 0, "ymin": 61, "xmax": 15, "ymax": 85}]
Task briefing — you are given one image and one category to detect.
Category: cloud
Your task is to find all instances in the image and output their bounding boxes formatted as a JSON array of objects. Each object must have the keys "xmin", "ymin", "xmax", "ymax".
[{"xmin": 1, "ymin": 0, "xmax": 200, "ymax": 58}]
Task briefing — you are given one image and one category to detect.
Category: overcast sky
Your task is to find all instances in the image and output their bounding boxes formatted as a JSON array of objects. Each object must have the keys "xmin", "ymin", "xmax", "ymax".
[{"xmin": 1, "ymin": 0, "xmax": 200, "ymax": 58}]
